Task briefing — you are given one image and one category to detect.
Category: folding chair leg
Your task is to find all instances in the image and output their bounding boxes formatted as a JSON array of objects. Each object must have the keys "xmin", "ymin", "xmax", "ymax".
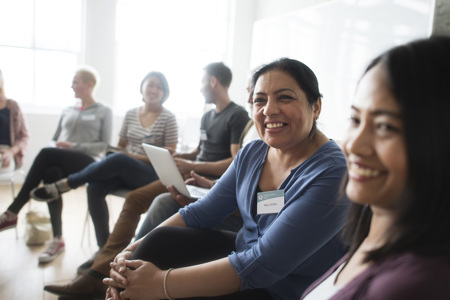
[
  {"xmin": 80, "ymin": 209, "xmax": 91, "ymax": 247},
  {"xmin": 9, "ymin": 181, "xmax": 18, "ymax": 240}
]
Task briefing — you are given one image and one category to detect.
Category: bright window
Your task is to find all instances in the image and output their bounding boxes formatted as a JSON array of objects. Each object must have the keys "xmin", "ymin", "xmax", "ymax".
[
  {"xmin": 0, "ymin": 0, "xmax": 83, "ymax": 112},
  {"xmin": 250, "ymin": 0, "xmax": 432, "ymax": 141},
  {"xmin": 114, "ymin": 0, "xmax": 233, "ymax": 118}
]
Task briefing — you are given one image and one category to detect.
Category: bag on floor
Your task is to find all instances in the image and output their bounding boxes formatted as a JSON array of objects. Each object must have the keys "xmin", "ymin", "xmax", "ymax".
[{"xmin": 24, "ymin": 210, "xmax": 52, "ymax": 245}]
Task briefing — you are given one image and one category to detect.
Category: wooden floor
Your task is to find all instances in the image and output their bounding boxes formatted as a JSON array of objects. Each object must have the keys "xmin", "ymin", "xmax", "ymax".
[{"xmin": 0, "ymin": 183, "xmax": 125, "ymax": 300}]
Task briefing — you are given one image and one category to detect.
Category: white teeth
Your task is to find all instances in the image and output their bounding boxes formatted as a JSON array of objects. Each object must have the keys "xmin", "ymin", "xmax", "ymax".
[
  {"xmin": 350, "ymin": 164, "xmax": 380, "ymax": 177},
  {"xmin": 266, "ymin": 123, "xmax": 284, "ymax": 129}
]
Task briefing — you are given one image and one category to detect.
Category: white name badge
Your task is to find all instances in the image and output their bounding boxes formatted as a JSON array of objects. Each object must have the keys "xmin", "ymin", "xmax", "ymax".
[
  {"xmin": 82, "ymin": 114, "xmax": 96, "ymax": 121},
  {"xmin": 257, "ymin": 189, "xmax": 284, "ymax": 215},
  {"xmin": 143, "ymin": 135, "xmax": 155, "ymax": 144},
  {"xmin": 200, "ymin": 130, "xmax": 207, "ymax": 141}
]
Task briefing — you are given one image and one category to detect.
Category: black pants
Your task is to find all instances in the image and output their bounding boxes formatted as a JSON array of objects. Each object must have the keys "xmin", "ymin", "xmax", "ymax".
[
  {"xmin": 132, "ymin": 226, "xmax": 273, "ymax": 300},
  {"xmin": 8, "ymin": 147, "xmax": 94, "ymax": 237}
]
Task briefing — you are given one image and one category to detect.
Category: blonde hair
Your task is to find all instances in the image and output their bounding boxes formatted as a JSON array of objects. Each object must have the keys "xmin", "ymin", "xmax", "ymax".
[{"xmin": 75, "ymin": 65, "xmax": 100, "ymax": 87}]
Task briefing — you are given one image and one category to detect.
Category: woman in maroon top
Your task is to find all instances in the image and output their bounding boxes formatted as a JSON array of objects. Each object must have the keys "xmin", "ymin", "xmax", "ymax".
[
  {"xmin": 302, "ymin": 36, "xmax": 450, "ymax": 300},
  {"xmin": 0, "ymin": 69, "xmax": 29, "ymax": 171}
]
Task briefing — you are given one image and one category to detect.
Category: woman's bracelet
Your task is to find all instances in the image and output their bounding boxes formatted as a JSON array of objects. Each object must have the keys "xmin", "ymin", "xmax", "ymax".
[{"xmin": 164, "ymin": 268, "xmax": 175, "ymax": 300}]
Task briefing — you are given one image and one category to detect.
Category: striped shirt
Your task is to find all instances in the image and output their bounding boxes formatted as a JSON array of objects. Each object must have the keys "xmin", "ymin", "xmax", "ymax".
[{"xmin": 119, "ymin": 107, "xmax": 178, "ymax": 156}]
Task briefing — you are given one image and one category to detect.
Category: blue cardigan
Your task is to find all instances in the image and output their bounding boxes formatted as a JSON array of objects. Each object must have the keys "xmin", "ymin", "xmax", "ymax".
[{"xmin": 180, "ymin": 139, "xmax": 350, "ymax": 299}]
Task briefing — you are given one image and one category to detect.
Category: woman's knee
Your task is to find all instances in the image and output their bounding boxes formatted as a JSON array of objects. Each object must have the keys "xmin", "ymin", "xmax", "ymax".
[
  {"xmin": 35, "ymin": 147, "xmax": 56, "ymax": 161},
  {"xmin": 42, "ymin": 166, "xmax": 64, "ymax": 183},
  {"xmin": 122, "ymin": 186, "xmax": 160, "ymax": 213},
  {"xmin": 132, "ymin": 227, "xmax": 236, "ymax": 269},
  {"xmin": 87, "ymin": 181, "xmax": 114, "ymax": 199},
  {"xmin": 104, "ymin": 152, "xmax": 129, "ymax": 165}
]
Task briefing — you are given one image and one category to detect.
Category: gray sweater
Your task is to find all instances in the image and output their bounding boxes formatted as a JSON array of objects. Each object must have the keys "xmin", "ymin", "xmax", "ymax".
[{"xmin": 52, "ymin": 102, "xmax": 112, "ymax": 160}]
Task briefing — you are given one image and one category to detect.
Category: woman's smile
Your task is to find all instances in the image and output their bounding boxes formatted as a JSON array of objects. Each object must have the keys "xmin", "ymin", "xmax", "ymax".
[
  {"xmin": 265, "ymin": 122, "xmax": 287, "ymax": 129},
  {"xmin": 348, "ymin": 162, "xmax": 382, "ymax": 180}
]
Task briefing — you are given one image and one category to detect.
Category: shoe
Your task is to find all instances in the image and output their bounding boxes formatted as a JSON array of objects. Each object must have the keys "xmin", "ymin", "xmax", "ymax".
[
  {"xmin": 30, "ymin": 183, "xmax": 61, "ymax": 202},
  {"xmin": 57, "ymin": 297, "xmax": 98, "ymax": 300},
  {"xmin": 44, "ymin": 273, "xmax": 107, "ymax": 298},
  {"xmin": 77, "ymin": 248, "xmax": 102, "ymax": 275},
  {"xmin": 0, "ymin": 211, "xmax": 17, "ymax": 232},
  {"xmin": 39, "ymin": 236, "xmax": 65, "ymax": 263},
  {"xmin": 58, "ymin": 297, "xmax": 96, "ymax": 300}
]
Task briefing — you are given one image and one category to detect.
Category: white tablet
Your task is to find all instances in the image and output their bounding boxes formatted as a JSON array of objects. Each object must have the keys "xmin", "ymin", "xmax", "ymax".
[{"xmin": 142, "ymin": 143, "xmax": 209, "ymax": 199}]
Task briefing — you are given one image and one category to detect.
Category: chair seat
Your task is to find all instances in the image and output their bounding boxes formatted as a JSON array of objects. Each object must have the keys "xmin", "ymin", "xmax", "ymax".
[
  {"xmin": 109, "ymin": 189, "xmax": 130, "ymax": 198},
  {"xmin": 81, "ymin": 188, "xmax": 131, "ymax": 246},
  {"xmin": 0, "ymin": 169, "xmax": 24, "ymax": 182}
]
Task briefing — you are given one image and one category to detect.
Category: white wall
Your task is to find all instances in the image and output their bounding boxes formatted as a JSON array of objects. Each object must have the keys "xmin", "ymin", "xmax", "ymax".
[
  {"xmin": 227, "ymin": 0, "xmax": 257, "ymax": 104},
  {"xmin": 250, "ymin": 0, "xmax": 434, "ymax": 140},
  {"xmin": 228, "ymin": 0, "xmax": 334, "ymax": 103},
  {"xmin": 84, "ymin": 0, "xmax": 116, "ymax": 110},
  {"xmin": 255, "ymin": 0, "xmax": 332, "ymax": 20},
  {"xmin": 20, "ymin": 0, "xmax": 262, "ymax": 177},
  {"xmin": 19, "ymin": 0, "xmax": 441, "ymax": 178}
]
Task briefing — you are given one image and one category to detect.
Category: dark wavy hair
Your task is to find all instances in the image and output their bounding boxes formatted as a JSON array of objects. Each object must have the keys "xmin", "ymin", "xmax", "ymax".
[
  {"xmin": 251, "ymin": 57, "xmax": 323, "ymax": 136},
  {"xmin": 342, "ymin": 36, "xmax": 450, "ymax": 262},
  {"xmin": 140, "ymin": 71, "xmax": 170, "ymax": 103}
]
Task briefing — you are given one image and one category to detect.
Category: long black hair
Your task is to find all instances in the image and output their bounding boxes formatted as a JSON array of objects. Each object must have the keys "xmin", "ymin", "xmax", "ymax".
[{"xmin": 342, "ymin": 36, "xmax": 450, "ymax": 262}]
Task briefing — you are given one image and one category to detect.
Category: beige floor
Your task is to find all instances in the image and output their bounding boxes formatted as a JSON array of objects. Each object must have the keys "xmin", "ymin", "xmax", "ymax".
[{"xmin": 0, "ymin": 183, "xmax": 125, "ymax": 300}]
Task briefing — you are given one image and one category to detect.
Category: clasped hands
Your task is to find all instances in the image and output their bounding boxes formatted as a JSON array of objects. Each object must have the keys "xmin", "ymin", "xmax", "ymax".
[
  {"xmin": 103, "ymin": 251, "xmax": 164, "ymax": 300},
  {"xmin": 103, "ymin": 171, "xmax": 214, "ymax": 299}
]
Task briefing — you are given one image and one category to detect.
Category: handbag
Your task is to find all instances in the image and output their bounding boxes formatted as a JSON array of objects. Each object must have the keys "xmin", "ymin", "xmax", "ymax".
[{"xmin": 24, "ymin": 210, "xmax": 52, "ymax": 245}]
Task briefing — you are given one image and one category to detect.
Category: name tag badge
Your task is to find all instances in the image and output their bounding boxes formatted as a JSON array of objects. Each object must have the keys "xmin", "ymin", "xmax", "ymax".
[
  {"xmin": 257, "ymin": 189, "xmax": 284, "ymax": 215},
  {"xmin": 144, "ymin": 137, "xmax": 156, "ymax": 145},
  {"xmin": 200, "ymin": 130, "xmax": 207, "ymax": 141},
  {"xmin": 81, "ymin": 114, "xmax": 96, "ymax": 121}
]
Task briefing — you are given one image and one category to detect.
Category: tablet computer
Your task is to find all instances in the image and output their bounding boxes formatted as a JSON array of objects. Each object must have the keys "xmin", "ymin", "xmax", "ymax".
[{"xmin": 142, "ymin": 143, "xmax": 210, "ymax": 199}]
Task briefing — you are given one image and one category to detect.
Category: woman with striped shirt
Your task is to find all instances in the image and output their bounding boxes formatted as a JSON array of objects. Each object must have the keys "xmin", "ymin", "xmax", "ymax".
[{"xmin": 31, "ymin": 71, "xmax": 178, "ymax": 249}]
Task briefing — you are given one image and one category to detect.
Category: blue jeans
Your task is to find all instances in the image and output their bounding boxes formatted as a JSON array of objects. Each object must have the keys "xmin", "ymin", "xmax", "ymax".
[
  {"xmin": 67, "ymin": 153, "xmax": 158, "ymax": 247},
  {"xmin": 135, "ymin": 192, "xmax": 243, "ymax": 240}
]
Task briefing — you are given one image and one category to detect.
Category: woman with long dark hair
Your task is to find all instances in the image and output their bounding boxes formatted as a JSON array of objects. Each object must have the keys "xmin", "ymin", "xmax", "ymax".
[{"xmin": 302, "ymin": 36, "xmax": 450, "ymax": 299}]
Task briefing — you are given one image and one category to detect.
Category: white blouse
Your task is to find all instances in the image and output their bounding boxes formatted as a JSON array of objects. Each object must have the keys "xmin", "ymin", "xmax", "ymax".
[{"xmin": 302, "ymin": 263, "xmax": 345, "ymax": 300}]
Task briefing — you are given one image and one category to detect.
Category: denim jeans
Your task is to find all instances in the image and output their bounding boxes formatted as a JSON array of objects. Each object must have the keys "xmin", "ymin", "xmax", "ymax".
[{"xmin": 67, "ymin": 153, "xmax": 159, "ymax": 247}]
